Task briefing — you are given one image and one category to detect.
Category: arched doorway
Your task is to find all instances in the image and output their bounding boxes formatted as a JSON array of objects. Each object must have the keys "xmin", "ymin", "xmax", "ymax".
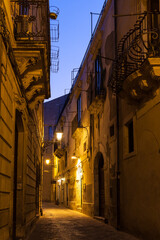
[
  {"xmin": 94, "ymin": 152, "xmax": 105, "ymax": 217},
  {"xmin": 13, "ymin": 110, "xmax": 24, "ymax": 239}
]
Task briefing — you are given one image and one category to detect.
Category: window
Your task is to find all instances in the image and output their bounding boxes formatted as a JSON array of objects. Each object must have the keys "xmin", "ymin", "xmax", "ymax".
[
  {"xmin": 77, "ymin": 95, "xmax": 81, "ymax": 126},
  {"xmin": 110, "ymin": 124, "xmax": 114, "ymax": 137},
  {"xmin": 65, "ymin": 151, "xmax": 67, "ymax": 168},
  {"xmin": 148, "ymin": 0, "xmax": 159, "ymax": 11},
  {"xmin": 126, "ymin": 120, "xmax": 134, "ymax": 153},
  {"xmin": 19, "ymin": 2, "xmax": 29, "ymax": 15},
  {"xmin": 48, "ymin": 126, "xmax": 53, "ymax": 141},
  {"xmin": 98, "ymin": 113, "xmax": 100, "ymax": 136},
  {"xmin": 95, "ymin": 55, "xmax": 102, "ymax": 95},
  {"xmin": 90, "ymin": 114, "xmax": 94, "ymax": 155},
  {"xmin": 54, "ymin": 142, "xmax": 58, "ymax": 152},
  {"xmin": 123, "ymin": 117, "xmax": 136, "ymax": 158},
  {"xmin": 58, "ymin": 160, "xmax": 60, "ymax": 172},
  {"xmin": 83, "ymin": 142, "xmax": 86, "ymax": 152}
]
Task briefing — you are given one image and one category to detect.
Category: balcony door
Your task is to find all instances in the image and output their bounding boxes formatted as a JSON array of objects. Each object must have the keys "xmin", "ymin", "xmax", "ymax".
[
  {"xmin": 148, "ymin": 0, "xmax": 159, "ymax": 11},
  {"xmin": 147, "ymin": 0, "xmax": 160, "ymax": 48},
  {"xmin": 94, "ymin": 152, "xmax": 105, "ymax": 217}
]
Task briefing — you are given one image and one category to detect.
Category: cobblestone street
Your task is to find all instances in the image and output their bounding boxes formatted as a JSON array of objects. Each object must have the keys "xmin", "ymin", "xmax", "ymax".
[{"xmin": 26, "ymin": 203, "xmax": 140, "ymax": 240}]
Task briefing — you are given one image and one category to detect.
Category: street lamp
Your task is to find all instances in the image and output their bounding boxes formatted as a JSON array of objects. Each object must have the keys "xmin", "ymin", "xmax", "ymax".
[
  {"xmin": 45, "ymin": 159, "xmax": 50, "ymax": 165},
  {"xmin": 56, "ymin": 131, "xmax": 63, "ymax": 141}
]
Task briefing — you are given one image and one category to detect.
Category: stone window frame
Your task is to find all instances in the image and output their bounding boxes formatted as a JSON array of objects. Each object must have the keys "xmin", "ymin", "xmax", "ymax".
[{"xmin": 123, "ymin": 114, "xmax": 137, "ymax": 159}]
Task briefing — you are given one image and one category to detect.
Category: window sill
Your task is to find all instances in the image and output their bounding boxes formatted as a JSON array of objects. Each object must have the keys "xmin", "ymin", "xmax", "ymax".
[{"xmin": 123, "ymin": 150, "xmax": 137, "ymax": 160}]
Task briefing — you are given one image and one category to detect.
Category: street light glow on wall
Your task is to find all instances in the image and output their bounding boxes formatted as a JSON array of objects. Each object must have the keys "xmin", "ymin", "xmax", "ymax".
[
  {"xmin": 76, "ymin": 158, "xmax": 81, "ymax": 168},
  {"xmin": 76, "ymin": 158, "xmax": 83, "ymax": 180},
  {"xmin": 71, "ymin": 156, "xmax": 77, "ymax": 160}
]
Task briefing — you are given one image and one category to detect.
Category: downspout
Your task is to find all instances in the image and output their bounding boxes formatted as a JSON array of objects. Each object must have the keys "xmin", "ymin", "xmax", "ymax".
[{"xmin": 114, "ymin": 0, "xmax": 120, "ymax": 230}]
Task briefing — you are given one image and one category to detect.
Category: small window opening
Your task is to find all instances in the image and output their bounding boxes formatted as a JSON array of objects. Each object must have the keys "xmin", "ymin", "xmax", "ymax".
[
  {"xmin": 110, "ymin": 124, "xmax": 114, "ymax": 137},
  {"xmin": 127, "ymin": 120, "xmax": 134, "ymax": 153}
]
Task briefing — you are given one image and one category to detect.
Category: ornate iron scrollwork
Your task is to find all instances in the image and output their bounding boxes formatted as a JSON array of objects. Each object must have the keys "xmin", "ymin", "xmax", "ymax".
[
  {"xmin": 11, "ymin": 0, "xmax": 49, "ymax": 41},
  {"xmin": 109, "ymin": 12, "xmax": 160, "ymax": 94}
]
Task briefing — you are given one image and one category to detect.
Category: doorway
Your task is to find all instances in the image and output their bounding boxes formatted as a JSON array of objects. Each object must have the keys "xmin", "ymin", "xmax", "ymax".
[
  {"xmin": 66, "ymin": 183, "xmax": 68, "ymax": 206},
  {"xmin": 94, "ymin": 152, "xmax": 105, "ymax": 217},
  {"xmin": 99, "ymin": 156, "xmax": 105, "ymax": 217},
  {"xmin": 13, "ymin": 110, "xmax": 24, "ymax": 239}
]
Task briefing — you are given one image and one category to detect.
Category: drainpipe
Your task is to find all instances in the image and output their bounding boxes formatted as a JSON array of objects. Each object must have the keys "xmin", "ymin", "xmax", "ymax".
[{"xmin": 114, "ymin": 0, "xmax": 120, "ymax": 230}]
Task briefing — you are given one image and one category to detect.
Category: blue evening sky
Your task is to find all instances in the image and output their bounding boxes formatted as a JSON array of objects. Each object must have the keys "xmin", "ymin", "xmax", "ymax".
[{"xmin": 48, "ymin": 0, "xmax": 105, "ymax": 100}]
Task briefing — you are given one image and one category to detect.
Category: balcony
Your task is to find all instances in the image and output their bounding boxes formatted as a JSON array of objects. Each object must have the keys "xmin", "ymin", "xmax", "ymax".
[
  {"xmin": 54, "ymin": 141, "xmax": 65, "ymax": 159},
  {"xmin": 87, "ymin": 86, "xmax": 106, "ymax": 114},
  {"xmin": 11, "ymin": 0, "xmax": 50, "ymax": 41},
  {"xmin": 109, "ymin": 12, "xmax": 160, "ymax": 103},
  {"xmin": 9, "ymin": 0, "xmax": 50, "ymax": 108},
  {"xmin": 71, "ymin": 113, "xmax": 83, "ymax": 139}
]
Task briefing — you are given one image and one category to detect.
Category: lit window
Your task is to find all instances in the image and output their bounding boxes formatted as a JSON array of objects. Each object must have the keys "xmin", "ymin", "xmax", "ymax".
[{"xmin": 77, "ymin": 95, "xmax": 81, "ymax": 126}]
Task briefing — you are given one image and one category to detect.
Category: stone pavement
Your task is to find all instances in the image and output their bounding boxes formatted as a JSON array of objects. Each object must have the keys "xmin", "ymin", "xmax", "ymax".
[{"xmin": 25, "ymin": 202, "xmax": 141, "ymax": 240}]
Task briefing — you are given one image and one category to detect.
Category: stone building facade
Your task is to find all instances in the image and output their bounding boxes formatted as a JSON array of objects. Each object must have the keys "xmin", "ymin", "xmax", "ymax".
[
  {"xmin": 43, "ymin": 95, "xmax": 68, "ymax": 202},
  {"xmin": 0, "ymin": 0, "xmax": 50, "ymax": 239},
  {"xmin": 50, "ymin": 0, "xmax": 160, "ymax": 239}
]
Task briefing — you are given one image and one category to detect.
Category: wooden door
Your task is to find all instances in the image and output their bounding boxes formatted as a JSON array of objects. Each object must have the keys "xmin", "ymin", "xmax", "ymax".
[{"xmin": 99, "ymin": 157, "xmax": 105, "ymax": 217}]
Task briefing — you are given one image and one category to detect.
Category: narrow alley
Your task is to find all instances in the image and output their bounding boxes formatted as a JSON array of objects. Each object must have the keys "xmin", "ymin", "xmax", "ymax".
[{"xmin": 26, "ymin": 203, "xmax": 140, "ymax": 240}]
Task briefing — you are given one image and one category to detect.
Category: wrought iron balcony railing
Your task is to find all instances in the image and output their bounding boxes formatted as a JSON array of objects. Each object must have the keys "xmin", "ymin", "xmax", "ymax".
[
  {"xmin": 11, "ymin": 0, "xmax": 50, "ymax": 41},
  {"xmin": 72, "ymin": 113, "xmax": 80, "ymax": 136},
  {"xmin": 109, "ymin": 11, "xmax": 160, "ymax": 94},
  {"xmin": 87, "ymin": 82, "xmax": 106, "ymax": 113},
  {"xmin": 54, "ymin": 141, "xmax": 65, "ymax": 158}
]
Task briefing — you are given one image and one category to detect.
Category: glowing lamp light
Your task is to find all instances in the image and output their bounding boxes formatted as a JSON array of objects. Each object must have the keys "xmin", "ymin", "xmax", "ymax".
[
  {"xmin": 45, "ymin": 159, "xmax": 50, "ymax": 165},
  {"xmin": 57, "ymin": 179, "xmax": 61, "ymax": 184},
  {"xmin": 76, "ymin": 158, "xmax": 83, "ymax": 180},
  {"xmin": 56, "ymin": 132, "xmax": 63, "ymax": 141},
  {"xmin": 76, "ymin": 158, "xmax": 81, "ymax": 168},
  {"xmin": 71, "ymin": 156, "xmax": 77, "ymax": 160}
]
